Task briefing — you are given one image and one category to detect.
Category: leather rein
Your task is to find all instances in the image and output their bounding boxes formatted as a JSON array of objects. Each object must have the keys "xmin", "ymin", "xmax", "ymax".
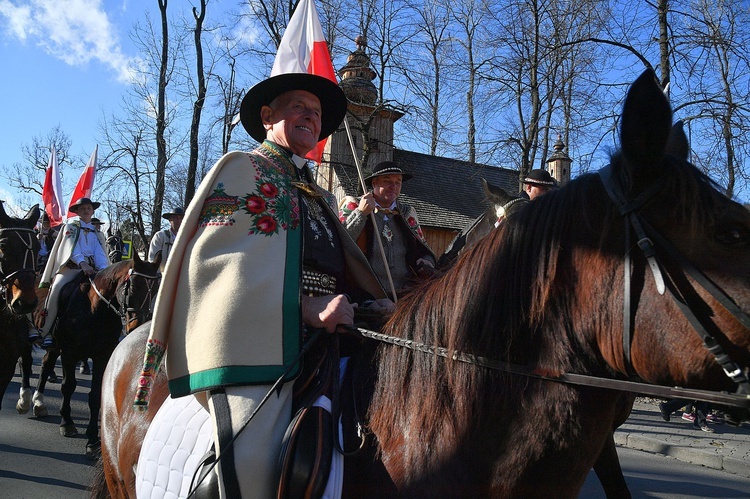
[
  {"xmin": 344, "ymin": 164, "xmax": 750, "ymax": 408},
  {"xmin": 89, "ymin": 267, "xmax": 161, "ymax": 326}
]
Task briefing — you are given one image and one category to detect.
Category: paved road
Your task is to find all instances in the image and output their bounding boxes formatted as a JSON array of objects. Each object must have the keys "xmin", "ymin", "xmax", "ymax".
[
  {"xmin": 0, "ymin": 348, "xmax": 96, "ymax": 498},
  {"xmin": 3, "ymin": 349, "xmax": 750, "ymax": 498}
]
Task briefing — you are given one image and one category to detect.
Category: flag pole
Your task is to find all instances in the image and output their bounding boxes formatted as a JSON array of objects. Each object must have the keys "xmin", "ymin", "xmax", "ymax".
[{"xmin": 343, "ymin": 116, "xmax": 398, "ymax": 303}]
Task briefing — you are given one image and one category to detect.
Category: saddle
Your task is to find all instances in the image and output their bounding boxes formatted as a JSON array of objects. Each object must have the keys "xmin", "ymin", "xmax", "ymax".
[{"xmin": 276, "ymin": 310, "xmax": 384, "ymax": 498}]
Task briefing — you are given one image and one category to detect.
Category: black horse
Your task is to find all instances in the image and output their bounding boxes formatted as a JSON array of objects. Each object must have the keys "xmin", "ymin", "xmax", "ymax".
[
  {"xmin": 106, "ymin": 229, "xmax": 125, "ymax": 264},
  {"xmin": 0, "ymin": 201, "xmax": 40, "ymax": 409},
  {"xmin": 31, "ymin": 251, "xmax": 161, "ymax": 458},
  {"xmin": 438, "ymin": 178, "xmax": 528, "ymax": 268}
]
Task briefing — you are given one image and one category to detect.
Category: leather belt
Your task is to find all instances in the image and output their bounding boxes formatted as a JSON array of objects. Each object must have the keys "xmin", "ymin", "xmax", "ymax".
[{"xmin": 302, "ymin": 269, "xmax": 336, "ymax": 297}]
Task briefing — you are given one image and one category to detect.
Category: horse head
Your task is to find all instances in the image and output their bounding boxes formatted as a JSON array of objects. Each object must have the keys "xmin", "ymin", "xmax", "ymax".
[
  {"xmin": 120, "ymin": 250, "xmax": 161, "ymax": 333},
  {"xmin": 480, "ymin": 177, "xmax": 527, "ymax": 224},
  {"xmin": 106, "ymin": 232, "xmax": 124, "ymax": 263},
  {"xmin": 604, "ymin": 69, "xmax": 750, "ymax": 395},
  {"xmin": 0, "ymin": 202, "xmax": 41, "ymax": 315}
]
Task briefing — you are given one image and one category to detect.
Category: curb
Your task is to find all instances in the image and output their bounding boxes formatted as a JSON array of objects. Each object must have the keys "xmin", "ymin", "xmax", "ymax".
[{"xmin": 615, "ymin": 424, "xmax": 750, "ymax": 478}]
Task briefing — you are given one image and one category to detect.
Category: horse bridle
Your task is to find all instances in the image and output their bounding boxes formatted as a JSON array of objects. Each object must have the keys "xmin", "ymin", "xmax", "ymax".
[
  {"xmin": 90, "ymin": 267, "xmax": 161, "ymax": 326},
  {"xmin": 0, "ymin": 227, "xmax": 38, "ymax": 306},
  {"xmin": 598, "ymin": 164, "xmax": 750, "ymax": 395}
]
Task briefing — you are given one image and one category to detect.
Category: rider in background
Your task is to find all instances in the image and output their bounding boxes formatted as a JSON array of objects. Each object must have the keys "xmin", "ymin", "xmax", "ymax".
[
  {"xmin": 91, "ymin": 217, "xmax": 108, "ymax": 255},
  {"xmin": 520, "ymin": 169, "xmax": 557, "ymax": 200},
  {"xmin": 147, "ymin": 207, "xmax": 184, "ymax": 273},
  {"xmin": 338, "ymin": 161, "xmax": 436, "ymax": 297},
  {"xmin": 36, "ymin": 197, "xmax": 110, "ymax": 349}
]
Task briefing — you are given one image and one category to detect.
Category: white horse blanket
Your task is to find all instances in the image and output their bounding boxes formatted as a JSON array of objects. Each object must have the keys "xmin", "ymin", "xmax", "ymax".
[{"xmin": 135, "ymin": 392, "xmax": 345, "ymax": 498}]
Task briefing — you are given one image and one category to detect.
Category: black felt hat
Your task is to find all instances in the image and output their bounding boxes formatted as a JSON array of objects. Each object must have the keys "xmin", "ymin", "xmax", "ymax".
[
  {"xmin": 69, "ymin": 197, "xmax": 100, "ymax": 212},
  {"xmin": 364, "ymin": 161, "xmax": 413, "ymax": 186},
  {"xmin": 239, "ymin": 73, "xmax": 348, "ymax": 143},
  {"xmin": 162, "ymin": 207, "xmax": 185, "ymax": 220},
  {"xmin": 521, "ymin": 169, "xmax": 557, "ymax": 187}
]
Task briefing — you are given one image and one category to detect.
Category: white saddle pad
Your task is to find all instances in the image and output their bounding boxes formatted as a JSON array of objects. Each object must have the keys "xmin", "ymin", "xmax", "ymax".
[{"xmin": 135, "ymin": 395, "xmax": 213, "ymax": 499}]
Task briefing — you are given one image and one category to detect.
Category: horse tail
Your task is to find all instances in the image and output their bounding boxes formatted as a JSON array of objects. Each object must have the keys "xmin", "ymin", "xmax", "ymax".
[{"xmin": 89, "ymin": 457, "xmax": 111, "ymax": 499}]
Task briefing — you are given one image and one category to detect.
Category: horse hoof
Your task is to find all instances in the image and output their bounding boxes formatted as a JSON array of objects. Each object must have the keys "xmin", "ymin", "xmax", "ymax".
[
  {"xmin": 33, "ymin": 404, "xmax": 49, "ymax": 418},
  {"xmin": 16, "ymin": 387, "xmax": 31, "ymax": 414},
  {"xmin": 60, "ymin": 424, "xmax": 78, "ymax": 437},
  {"xmin": 85, "ymin": 442, "xmax": 101, "ymax": 461}
]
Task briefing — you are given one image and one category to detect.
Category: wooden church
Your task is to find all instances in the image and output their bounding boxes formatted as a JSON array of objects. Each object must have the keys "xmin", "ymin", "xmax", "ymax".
[{"xmin": 315, "ymin": 37, "xmax": 571, "ymax": 256}]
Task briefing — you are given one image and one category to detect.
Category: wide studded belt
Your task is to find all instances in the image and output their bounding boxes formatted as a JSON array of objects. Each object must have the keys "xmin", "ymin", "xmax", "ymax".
[{"xmin": 302, "ymin": 269, "xmax": 337, "ymax": 297}]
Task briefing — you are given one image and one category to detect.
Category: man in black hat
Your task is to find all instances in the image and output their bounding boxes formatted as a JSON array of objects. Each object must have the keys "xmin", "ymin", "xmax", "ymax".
[
  {"xmin": 521, "ymin": 169, "xmax": 557, "ymax": 200},
  {"xmin": 90, "ymin": 217, "xmax": 108, "ymax": 255},
  {"xmin": 338, "ymin": 161, "xmax": 436, "ymax": 296},
  {"xmin": 147, "ymin": 207, "xmax": 184, "ymax": 272},
  {"xmin": 36, "ymin": 197, "xmax": 110, "ymax": 348},
  {"xmin": 134, "ymin": 73, "xmax": 391, "ymax": 497}
]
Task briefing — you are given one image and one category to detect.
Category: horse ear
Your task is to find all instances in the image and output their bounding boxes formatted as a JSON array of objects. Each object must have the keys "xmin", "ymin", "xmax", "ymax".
[
  {"xmin": 132, "ymin": 250, "xmax": 142, "ymax": 264},
  {"xmin": 25, "ymin": 204, "xmax": 41, "ymax": 226},
  {"xmin": 0, "ymin": 200, "xmax": 8, "ymax": 225},
  {"xmin": 619, "ymin": 69, "xmax": 673, "ymax": 187},
  {"xmin": 665, "ymin": 120, "xmax": 690, "ymax": 161},
  {"xmin": 481, "ymin": 178, "xmax": 512, "ymax": 204}
]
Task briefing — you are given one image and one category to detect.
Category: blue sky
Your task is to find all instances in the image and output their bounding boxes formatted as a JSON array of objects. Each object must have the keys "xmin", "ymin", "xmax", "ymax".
[{"xmin": 0, "ymin": 0, "xmax": 148, "ymax": 216}]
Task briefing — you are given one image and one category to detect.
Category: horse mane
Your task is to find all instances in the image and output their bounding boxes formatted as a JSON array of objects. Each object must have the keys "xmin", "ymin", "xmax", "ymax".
[
  {"xmin": 370, "ymin": 150, "xmax": 728, "ymax": 469},
  {"xmin": 91, "ymin": 259, "xmax": 134, "ymax": 297}
]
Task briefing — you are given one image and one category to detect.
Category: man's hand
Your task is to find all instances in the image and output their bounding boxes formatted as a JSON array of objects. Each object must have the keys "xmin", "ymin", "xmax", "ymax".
[
  {"xmin": 80, "ymin": 261, "xmax": 96, "ymax": 276},
  {"xmin": 358, "ymin": 191, "xmax": 376, "ymax": 215},
  {"xmin": 301, "ymin": 294, "xmax": 354, "ymax": 333},
  {"xmin": 365, "ymin": 298, "xmax": 396, "ymax": 314}
]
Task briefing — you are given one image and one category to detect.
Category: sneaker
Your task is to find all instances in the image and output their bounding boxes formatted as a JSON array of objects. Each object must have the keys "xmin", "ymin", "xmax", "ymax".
[
  {"xmin": 658, "ymin": 403, "xmax": 671, "ymax": 422},
  {"xmin": 79, "ymin": 362, "xmax": 91, "ymax": 375},
  {"xmin": 41, "ymin": 335, "xmax": 55, "ymax": 350},
  {"xmin": 706, "ymin": 413, "xmax": 724, "ymax": 424},
  {"xmin": 681, "ymin": 412, "xmax": 696, "ymax": 422},
  {"xmin": 28, "ymin": 331, "xmax": 42, "ymax": 344},
  {"xmin": 694, "ymin": 421, "xmax": 715, "ymax": 433}
]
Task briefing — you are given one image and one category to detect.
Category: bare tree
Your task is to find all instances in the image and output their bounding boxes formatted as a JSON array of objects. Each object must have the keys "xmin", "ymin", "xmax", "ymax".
[
  {"xmin": 5, "ymin": 126, "xmax": 80, "ymax": 197},
  {"xmin": 185, "ymin": 0, "xmax": 209, "ymax": 205},
  {"xmin": 154, "ymin": 0, "xmax": 170, "ymax": 236}
]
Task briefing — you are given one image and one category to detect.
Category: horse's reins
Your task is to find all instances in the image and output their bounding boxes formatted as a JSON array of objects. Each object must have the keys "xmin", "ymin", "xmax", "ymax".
[
  {"xmin": 89, "ymin": 268, "xmax": 161, "ymax": 325},
  {"xmin": 599, "ymin": 163, "xmax": 750, "ymax": 395},
  {"xmin": 0, "ymin": 227, "xmax": 38, "ymax": 307},
  {"xmin": 343, "ymin": 325, "xmax": 749, "ymax": 407}
]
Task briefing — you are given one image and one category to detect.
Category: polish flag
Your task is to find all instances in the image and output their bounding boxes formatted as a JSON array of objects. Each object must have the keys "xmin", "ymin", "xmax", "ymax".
[
  {"xmin": 271, "ymin": 0, "xmax": 338, "ymax": 163},
  {"xmin": 42, "ymin": 145, "xmax": 65, "ymax": 227},
  {"xmin": 67, "ymin": 145, "xmax": 98, "ymax": 217}
]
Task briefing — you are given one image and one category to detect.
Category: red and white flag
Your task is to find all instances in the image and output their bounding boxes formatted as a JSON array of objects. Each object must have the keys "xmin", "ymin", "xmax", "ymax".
[
  {"xmin": 42, "ymin": 145, "xmax": 65, "ymax": 228},
  {"xmin": 67, "ymin": 145, "xmax": 98, "ymax": 217},
  {"xmin": 271, "ymin": 0, "xmax": 338, "ymax": 163}
]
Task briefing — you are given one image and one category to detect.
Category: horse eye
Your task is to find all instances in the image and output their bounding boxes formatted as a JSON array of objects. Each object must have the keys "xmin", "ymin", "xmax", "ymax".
[{"xmin": 716, "ymin": 228, "xmax": 747, "ymax": 245}]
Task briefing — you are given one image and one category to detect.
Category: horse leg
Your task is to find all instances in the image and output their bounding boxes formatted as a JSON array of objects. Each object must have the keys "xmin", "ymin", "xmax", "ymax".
[
  {"xmin": 32, "ymin": 348, "xmax": 59, "ymax": 418},
  {"xmin": 85, "ymin": 355, "xmax": 106, "ymax": 460},
  {"xmin": 593, "ymin": 432, "xmax": 631, "ymax": 499},
  {"xmin": 43, "ymin": 348, "xmax": 60, "ymax": 384},
  {"xmin": 59, "ymin": 355, "xmax": 79, "ymax": 437},
  {"xmin": 16, "ymin": 344, "xmax": 33, "ymax": 414}
]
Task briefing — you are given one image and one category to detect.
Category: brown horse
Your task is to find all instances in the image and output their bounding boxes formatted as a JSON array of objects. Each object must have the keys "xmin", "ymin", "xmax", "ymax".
[
  {"xmin": 30, "ymin": 251, "xmax": 161, "ymax": 458},
  {"xmin": 0, "ymin": 201, "xmax": 40, "ymax": 408},
  {"xmin": 94, "ymin": 69, "xmax": 750, "ymax": 497}
]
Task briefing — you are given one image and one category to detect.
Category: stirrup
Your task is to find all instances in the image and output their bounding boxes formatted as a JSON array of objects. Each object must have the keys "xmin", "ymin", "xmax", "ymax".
[{"xmin": 191, "ymin": 448, "xmax": 220, "ymax": 499}]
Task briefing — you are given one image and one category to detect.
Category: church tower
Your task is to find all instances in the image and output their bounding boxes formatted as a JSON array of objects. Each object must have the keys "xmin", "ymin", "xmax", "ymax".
[
  {"xmin": 317, "ymin": 36, "xmax": 403, "ymax": 199},
  {"xmin": 546, "ymin": 135, "xmax": 572, "ymax": 186}
]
